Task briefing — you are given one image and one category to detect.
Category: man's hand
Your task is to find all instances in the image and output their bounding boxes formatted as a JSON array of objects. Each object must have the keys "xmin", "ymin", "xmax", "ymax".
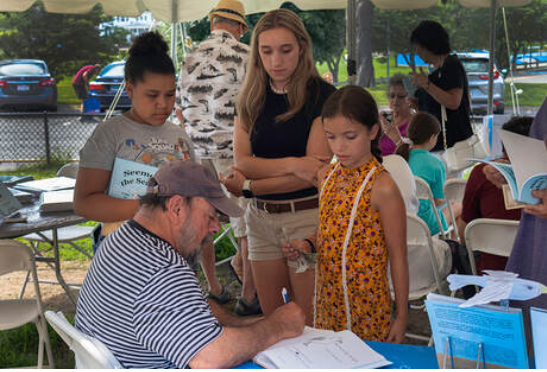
[
  {"xmin": 524, "ymin": 189, "xmax": 547, "ymax": 219},
  {"xmin": 219, "ymin": 166, "xmax": 245, "ymax": 197},
  {"xmin": 269, "ymin": 302, "xmax": 306, "ymax": 339}
]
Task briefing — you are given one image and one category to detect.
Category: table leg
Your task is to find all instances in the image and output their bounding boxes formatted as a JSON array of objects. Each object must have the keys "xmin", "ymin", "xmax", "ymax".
[{"xmin": 52, "ymin": 228, "xmax": 77, "ymax": 305}]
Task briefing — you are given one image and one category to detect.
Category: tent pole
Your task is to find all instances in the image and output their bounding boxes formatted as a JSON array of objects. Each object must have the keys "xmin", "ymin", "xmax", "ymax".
[
  {"xmin": 487, "ymin": 0, "xmax": 497, "ymax": 115},
  {"xmin": 171, "ymin": 0, "xmax": 178, "ymax": 65},
  {"xmin": 347, "ymin": 0, "xmax": 357, "ymax": 85}
]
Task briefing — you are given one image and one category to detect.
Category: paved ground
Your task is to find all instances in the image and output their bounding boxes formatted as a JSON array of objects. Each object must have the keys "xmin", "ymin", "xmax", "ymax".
[{"xmin": 506, "ymin": 73, "xmax": 547, "ymax": 84}]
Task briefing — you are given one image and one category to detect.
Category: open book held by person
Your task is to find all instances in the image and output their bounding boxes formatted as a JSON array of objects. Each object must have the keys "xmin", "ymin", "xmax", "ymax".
[
  {"xmin": 472, "ymin": 129, "xmax": 547, "ymax": 206},
  {"xmin": 253, "ymin": 326, "xmax": 391, "ymax": 369}
]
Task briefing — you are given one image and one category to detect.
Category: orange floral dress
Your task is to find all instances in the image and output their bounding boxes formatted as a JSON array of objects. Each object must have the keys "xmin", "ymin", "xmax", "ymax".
[{"xmin": 315, "ymin": 157, "xmax": 392, "ymax": 341}]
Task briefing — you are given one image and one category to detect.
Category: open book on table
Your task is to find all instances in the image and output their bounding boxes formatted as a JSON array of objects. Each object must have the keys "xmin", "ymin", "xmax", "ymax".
[
  {"xmin": 39, "ymin": 189, "xmax": 74, "ymax": 213},
  {"xmin": 13, "ymin": 177, "xmax": 76, "ymax": 195},
  {"xmin": 253, "ymin": 326, "xmax": 391, "ymax": 369},
  {"xmin": 471, "ymin": 129, "xmax": 547, "ymax": 205}
]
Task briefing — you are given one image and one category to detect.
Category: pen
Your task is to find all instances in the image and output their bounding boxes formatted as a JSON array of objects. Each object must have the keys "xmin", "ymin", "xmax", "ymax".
[{"xmin": 281, "ymin": 287, "xmax": 289, "ymax": 304}]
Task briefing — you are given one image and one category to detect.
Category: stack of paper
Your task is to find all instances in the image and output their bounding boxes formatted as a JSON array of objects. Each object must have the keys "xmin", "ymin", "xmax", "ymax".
[
  {"xmin": 14, "ymin": 177, "xmax": 76, "ymax": 195},
  {"xmin": 254, "ymin": 327, "xmax": 391, "ymax": 369},
  {"xmin": 39, "ymin": 189, "xmax": 74, "ymax": 212}
]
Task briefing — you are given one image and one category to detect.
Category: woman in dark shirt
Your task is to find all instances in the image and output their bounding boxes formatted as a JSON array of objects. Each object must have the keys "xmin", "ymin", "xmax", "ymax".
[
  {"xmin": 410, "ymin": 20, "xmax": 473, "ymax": 152},
  {"xmin": 224, "ymin": 9, "xmax": 335, "ymax": 324}
]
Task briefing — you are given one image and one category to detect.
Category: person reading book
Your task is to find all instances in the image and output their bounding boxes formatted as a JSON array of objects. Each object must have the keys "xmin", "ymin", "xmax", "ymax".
[
  {"xmin": 458, "ymin": 116, "xmax": 532, "ymax": 273},
  {"xmin": 283, "ymin": 86, "xmax": 409, "ymax": 343},
  {"xmin": 483, "ymin": 96, "xmax": 547, "ymax": 312},
  {"xmin": 74, "ymin": 32, "xmax": 195, "ymax": 251}
]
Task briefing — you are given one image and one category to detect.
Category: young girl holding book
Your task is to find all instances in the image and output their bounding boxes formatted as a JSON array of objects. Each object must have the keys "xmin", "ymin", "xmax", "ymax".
[
  {"xmin": 284, "ymin": 86, "xmax": 409, "ymax": 342},
  {"xmin": 74, "ymin": 32, "xmax": 194, "ymax": 238}
]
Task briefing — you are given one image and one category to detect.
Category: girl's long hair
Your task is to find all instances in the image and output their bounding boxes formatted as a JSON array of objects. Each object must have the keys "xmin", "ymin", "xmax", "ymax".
[
  {"xmin": 321, "ymin": 85, "xmax": 382, "ymax": 163},
  {"xmin": 395, "ymin": 112, "xmax": 440, "ymax": 161},
  {"xmin": 237, "ymin": 9, "xmax": 320, "ymax": 132}
]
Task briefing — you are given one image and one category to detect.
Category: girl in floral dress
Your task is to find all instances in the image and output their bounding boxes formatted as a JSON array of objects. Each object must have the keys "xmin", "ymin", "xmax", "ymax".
[{"xmin": 284, "ymin": 86, "xmax": 409, "ymax": 342}]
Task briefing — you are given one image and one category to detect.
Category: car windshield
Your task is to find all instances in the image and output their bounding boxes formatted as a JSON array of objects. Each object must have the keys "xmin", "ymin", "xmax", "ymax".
[
  {"xmin": 0, "ymin": 63, "xmax": 46, "ymax": 76},
  {"xmin": 461, "ymin": 59, "xmax": 489, "ymax": 73},
  {"xmin": 101, "ymin": 64, "xmax": 125, "ymax": 78}
]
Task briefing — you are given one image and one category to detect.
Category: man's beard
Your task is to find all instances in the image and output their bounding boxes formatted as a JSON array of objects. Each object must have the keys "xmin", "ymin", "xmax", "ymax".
[
  {"xmin": 178, "ymin": 218, "xmax": 214, "ymax": 270},
  {"xmin": 186, "ymin": 235, "xmax": 213, "ymax": 270}
]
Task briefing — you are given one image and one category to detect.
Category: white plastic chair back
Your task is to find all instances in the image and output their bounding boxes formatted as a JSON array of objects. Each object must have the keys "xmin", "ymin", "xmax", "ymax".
[
  {"xmin": 57, "ymin": 162, "xmax": 79, "ymax": 179},
  {"xmin": 443, "ymin": 178, "xmax": 467, "ymax": 241},
  {"xmin": 383, "ymin": 155, "xmax": 419, "ymax": 215},
  {"xmin": 414, "ymin": 176, "xmax": 449, "ymax": 239},
  {"xmin": 464, "ymin": 218, "xmax": 520, "ymax": 276},
  {"xmin": 45, "ymin": 311, "xmax": 122, "ymax": 369},
  {"xmin": 0, "ymin": 240, "xmax": 54, "ymax": 368}
]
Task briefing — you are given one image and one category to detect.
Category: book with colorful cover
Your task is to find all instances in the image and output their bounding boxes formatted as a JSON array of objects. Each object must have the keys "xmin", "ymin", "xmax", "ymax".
[
  {"xmin": 107, "ymin": 158, "xmax": 158, "ymax": 200},
  {"xmin": 425, "ymin": 293, "xmax": 528, "ymax": 369}
]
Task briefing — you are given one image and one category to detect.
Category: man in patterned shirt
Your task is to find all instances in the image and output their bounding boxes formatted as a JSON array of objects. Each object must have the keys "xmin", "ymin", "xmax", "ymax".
[{"xmin": 176, "ymin": 0, "xmax": 258, "ymax": 315}]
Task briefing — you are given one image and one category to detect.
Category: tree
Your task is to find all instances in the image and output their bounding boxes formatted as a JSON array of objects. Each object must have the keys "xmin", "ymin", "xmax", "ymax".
[{"xmin": 0, "ymin": 3, "xmax": 128, "ymax": 79}]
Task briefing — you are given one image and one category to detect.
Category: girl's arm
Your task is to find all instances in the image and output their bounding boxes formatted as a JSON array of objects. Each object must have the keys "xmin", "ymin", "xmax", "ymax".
[
  {"xmin": 74, "ymin": 167, "xmax": 140, "ymax": 222},
  {"xmin": 372, "ymin": 172, "xmax": 409, "ymax": 344},
  {"xmin": 234, "ymin": 116, "xmax": 330, "ymax": 181}
]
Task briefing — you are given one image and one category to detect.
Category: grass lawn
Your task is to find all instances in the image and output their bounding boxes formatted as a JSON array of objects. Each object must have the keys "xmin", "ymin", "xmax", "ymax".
[
  {"xmin": 505, "ymin": 83, "xmax": 547, "ymax": 107},
  {"xmin": 57, "ymin": 79, "xmax": 80, "ymax": 105}
]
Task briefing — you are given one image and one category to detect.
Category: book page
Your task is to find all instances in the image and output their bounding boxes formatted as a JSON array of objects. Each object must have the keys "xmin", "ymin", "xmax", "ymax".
[
  {"xmin": 531, "ymin": 307, "xmax": 547, "ymax": 369},
  {"xmin": 254, "ymin": 328, "xmax": 390, "ymax": 369},
  {"xmin": 15, "ymin": 177, "xmax": 76, "ymax": 193},
  {"xmin": 498, "ymin": 129, "xmax": 547, "ymax": 201}
]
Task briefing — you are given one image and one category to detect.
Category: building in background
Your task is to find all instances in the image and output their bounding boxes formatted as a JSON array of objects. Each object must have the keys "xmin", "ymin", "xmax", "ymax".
[{"xmin": 100, "ymin": 12, "xmax": 154, "ymax": 43}]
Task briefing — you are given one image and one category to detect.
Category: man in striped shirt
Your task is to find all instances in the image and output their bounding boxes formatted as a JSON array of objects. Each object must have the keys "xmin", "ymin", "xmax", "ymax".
[{"xmin": 75, "ymin": 160, "xmax": 305, "ymax": 368}]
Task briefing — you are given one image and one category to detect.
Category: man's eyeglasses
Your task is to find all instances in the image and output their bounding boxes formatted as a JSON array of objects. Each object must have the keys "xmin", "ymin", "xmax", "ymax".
[{"xmin": 388, "ymin": 94, "xmax": 408, "ymax": 100}]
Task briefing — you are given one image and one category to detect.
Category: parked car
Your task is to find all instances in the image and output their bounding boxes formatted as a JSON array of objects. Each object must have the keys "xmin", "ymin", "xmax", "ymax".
[
  {"xmin": 458, "ymin": 52, "xmax": 505, "ymax": 115},
  {"xmin": 89, "ymin": 61, "xmax": 131, "ymax": 112},
  {"xmin": 0, "ymin": 59, "xmax": 57, "ymax": 111}
]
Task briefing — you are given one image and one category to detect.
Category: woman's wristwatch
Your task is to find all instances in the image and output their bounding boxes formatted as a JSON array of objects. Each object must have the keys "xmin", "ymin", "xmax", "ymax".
[{"xmin": 242, "ymin": 179, "xmax": 254, "ymax": 198}]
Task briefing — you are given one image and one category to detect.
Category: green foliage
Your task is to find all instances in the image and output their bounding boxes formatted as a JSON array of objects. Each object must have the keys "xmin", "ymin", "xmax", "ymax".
[
  {"xmin": 505, "ymin": 83, "xmax": 547, "ymax": 107},
  {"xmin": 0, "ymin": 3, "xmax": 129, "ymax": 78},
  {"xmin": 57, "ymin": 77, "xmax": 80, "ymax": 104}
]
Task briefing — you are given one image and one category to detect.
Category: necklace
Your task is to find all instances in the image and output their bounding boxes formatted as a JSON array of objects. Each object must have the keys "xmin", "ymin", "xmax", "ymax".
[{"xmin": 269, "ymin": 79, "xmax": 288, "ymax": 94}]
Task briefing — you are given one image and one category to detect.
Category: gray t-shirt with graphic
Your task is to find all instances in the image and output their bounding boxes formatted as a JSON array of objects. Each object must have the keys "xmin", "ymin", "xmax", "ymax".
[{"xmin": 79, "ymin": 115, "xmax": 195, "ymax": 170}]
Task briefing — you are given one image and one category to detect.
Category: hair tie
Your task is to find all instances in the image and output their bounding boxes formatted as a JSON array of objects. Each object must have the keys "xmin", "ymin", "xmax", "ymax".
[{"xmin": 396, "ymin": 137, "xmax": 413, "ymax": 147}]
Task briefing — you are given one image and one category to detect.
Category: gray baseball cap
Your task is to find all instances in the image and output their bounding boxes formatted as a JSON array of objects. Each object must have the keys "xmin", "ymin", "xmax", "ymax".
[{"xmin": 146, "ymin": 160, "xmax": 243, "ymax": 217}]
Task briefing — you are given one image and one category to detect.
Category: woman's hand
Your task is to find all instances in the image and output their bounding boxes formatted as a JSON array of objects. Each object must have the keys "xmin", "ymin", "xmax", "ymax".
[
  {"xmin": 524, "ymin": 189, "xmax": 547, "ymax": 219},
  {"xmin": 379, "ymin": 111, "xmax": 402, "ymax": 144},
  {"xmin": 219, "ymin": 166, "xmax": 245, "ymax": 197},
  {"xmin": 386, "ymin": 315, "xmax": 407, "ymax": 344},
  {"xmin": 282, "ymin": 240, "xmax": 311, "ymax": 261},
  {"xmin": 292, "ymin": 156, "xmax": 328, "ymax": 184},
  {"xmin": 410, "ymin": 68, "xmax": 429, "ymax": 89}
]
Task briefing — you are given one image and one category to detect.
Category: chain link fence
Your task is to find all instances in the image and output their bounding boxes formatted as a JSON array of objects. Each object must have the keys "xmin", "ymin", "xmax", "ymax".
[{"xmin": 0, "ymin": 112, "xmax": 104, "ymax": 164}]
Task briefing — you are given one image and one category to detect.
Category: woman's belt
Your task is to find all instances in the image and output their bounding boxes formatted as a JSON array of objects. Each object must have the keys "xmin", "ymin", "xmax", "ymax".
[{"xmin": 255, "ymin": 197, "xmax": 319, "ymax": 214}]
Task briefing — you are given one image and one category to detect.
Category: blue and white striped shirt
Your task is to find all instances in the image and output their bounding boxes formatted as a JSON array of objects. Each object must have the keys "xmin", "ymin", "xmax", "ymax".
[{"xmin": 75, "ymin": 220, "xmax": 222, "ymax": 368}]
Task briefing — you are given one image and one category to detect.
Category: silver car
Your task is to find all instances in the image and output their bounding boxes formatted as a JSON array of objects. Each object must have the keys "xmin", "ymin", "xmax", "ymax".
[{"xmin": 458, "ymin": 52, "xmax": 505, "ymax": 115}]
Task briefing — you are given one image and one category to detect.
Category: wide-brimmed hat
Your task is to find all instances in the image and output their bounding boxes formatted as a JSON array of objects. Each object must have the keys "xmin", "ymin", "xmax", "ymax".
[
  {"xmin": 147, "ymin": 160, "xmax": 243, "ymax": 218},
  {"xmin": 208, "ymin": 0, "xmax": 248, "ymax": 33}
]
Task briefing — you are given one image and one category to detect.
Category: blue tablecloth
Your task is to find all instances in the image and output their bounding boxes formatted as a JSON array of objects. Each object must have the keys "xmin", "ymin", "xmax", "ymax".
[{"xmin": 237, "ymin": 340, "xmax": 438, "ymax": 369}]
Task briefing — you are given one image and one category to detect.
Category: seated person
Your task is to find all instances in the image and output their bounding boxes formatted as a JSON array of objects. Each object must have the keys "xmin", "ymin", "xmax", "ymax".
[
  {"xmin": 458, "ymin": 116, "xmax": 533, "ymax": 273},
  {"xmin": 75, "ymin": 161, "xmax": 304, "ymax": 368},
  {"xmin": 396, "ymin": 112, "xmax": 461, "ymax": 236}
]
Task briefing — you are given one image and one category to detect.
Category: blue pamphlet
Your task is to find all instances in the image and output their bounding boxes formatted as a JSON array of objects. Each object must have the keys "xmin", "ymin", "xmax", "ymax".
[
  {"xmin": 531, "ymin": 307, "xmax": 547, "ymax": 369},
  {"xmin": 425, "ymin": 293, "xmax": 528, "ymax": 369},
  {"xmin": 108, "ymin": 158, "xmax": 158, "ymax": 200}
]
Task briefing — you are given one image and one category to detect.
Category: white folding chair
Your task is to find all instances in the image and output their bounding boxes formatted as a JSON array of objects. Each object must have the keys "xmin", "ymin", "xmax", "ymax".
[
  {"xmin": 443, "ymin": 178, "xmax": 467, "ymax": 242},
  {"xmin": 20, "ymin": 162, "xmax": 95, "ymax": 298},
  {"xmin": 414, "ymin": 176, "xmax": 451, "ymax": 239},
  {"xmin": 0, "ymin": 240, "xmax": 54, "ymax": 368},
  {"xmin": 464, "ymin": 218, "xmax": 520, "ymax": 276},
  {"xmin": 45, "ymin": 311, "xmax": 122, "ymax": 369},
  {"xmin": 383, "ymin": 155, "xmax": 419, "ymax": 215}
]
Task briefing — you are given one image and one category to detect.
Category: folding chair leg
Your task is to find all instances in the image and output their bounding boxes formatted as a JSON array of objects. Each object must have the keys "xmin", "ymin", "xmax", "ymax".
[
  {"xmin": 68, "ymin": 241, "xmax": 93, "ymax": 260},
  {"xmin": 225, "ymin": 226, "xmax": 240, "ymax": 252},
  {"xmin": 19, "ymin": 270, "xmax": 31, "ymax": 299},
  {"xmin": 35, "ymin": 320, "xmax": 45, "ymax": 369},
  {"xmin": 42, "ymin": 316, "xmax": 55, "ymax": 369}
]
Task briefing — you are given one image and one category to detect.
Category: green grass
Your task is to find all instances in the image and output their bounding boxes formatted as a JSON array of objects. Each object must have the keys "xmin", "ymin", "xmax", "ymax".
[
  {"xmin": 505, "ymin": 83, "xmax": 547, "ymax": 107},
  {"xmin": 57, "ymin": 78, "xmax": 80, "ymax": 105}
]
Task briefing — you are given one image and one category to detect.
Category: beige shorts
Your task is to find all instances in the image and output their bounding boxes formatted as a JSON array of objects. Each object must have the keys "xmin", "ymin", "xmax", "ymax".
[
  {"xmin": 201, "ymin": 158, "xmax": 248, "ymax": 238},
  {"xmin": 246, "ymin": 197, "xmax": 318, "ymax": 268}
]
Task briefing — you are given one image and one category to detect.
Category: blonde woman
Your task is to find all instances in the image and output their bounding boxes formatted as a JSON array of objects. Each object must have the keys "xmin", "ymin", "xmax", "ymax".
[{"xmin": 221, "ymin": 9, "xmax": 335, "ymax": 324}]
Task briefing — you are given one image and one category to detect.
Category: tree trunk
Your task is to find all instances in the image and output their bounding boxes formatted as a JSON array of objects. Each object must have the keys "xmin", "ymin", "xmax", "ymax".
[{"xmin": 356, "ymin": 0, "xmax": 375, "ymax": 87}]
